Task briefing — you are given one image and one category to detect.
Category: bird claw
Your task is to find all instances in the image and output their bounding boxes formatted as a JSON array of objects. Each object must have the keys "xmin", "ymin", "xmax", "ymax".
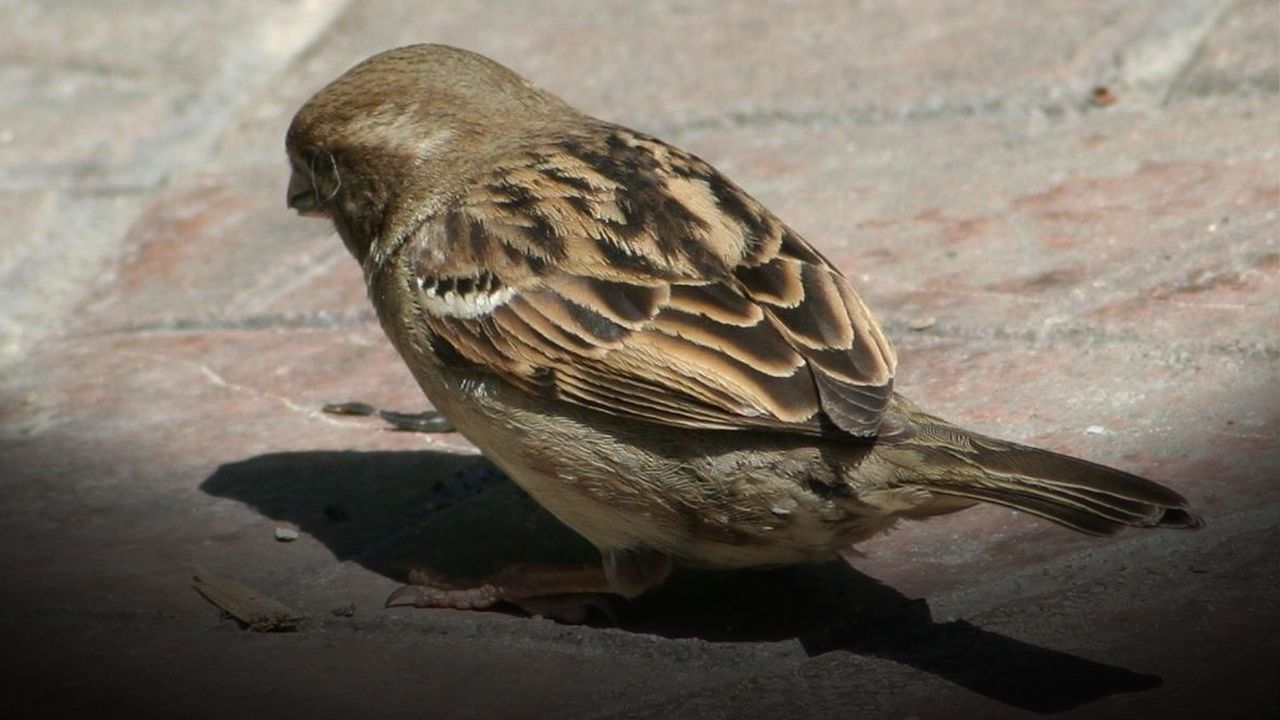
[
  {"xmin": 376, "ymin": 409, "xmax": 456, "ymax": 433},
  {"xmin": 322, "ymin": 401, "xmax": 456, "ymax": 433},
  {"xmin": 384, "ymin": 565, "xmax": 618, "ymax": 624},
  {"xmin": 383, "ymin": 582, "xmax": 499, "ymax": 610},
  {"xmin": 385, "ymin": 567, "xmax": 499, "ymax": 609}
]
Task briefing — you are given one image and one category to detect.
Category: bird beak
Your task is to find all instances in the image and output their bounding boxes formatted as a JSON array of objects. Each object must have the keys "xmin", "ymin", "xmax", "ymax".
[{"xmin": 287, "ymin": 170, "xmax": 324, "ymax": 216}]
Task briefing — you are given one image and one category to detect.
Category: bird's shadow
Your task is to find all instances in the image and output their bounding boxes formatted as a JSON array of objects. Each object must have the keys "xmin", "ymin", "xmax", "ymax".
[{"xmin": 201, "ymin": 448, "xmax": 1160, "ymax": 714}]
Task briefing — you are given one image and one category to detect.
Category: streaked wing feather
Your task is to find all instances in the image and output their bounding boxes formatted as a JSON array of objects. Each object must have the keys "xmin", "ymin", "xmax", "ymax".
[{"xmin": 409, "ymin": 123, "xmax": 897, "ymax": 436}]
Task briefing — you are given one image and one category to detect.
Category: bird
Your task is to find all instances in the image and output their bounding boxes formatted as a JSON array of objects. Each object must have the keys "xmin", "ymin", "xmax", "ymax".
[{"xmin": 285, "ymin": 44, "xmax": 1201, "ymax": 620}]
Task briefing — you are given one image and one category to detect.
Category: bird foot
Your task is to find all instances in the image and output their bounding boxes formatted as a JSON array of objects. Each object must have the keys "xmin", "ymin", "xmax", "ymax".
[
  {"xmin": 385, "ymin": 563, "xmax": 619, "ymax": 624},
  {"xmin": 322, "ymin": 401, "xmax": 456, "ymax": 433}
]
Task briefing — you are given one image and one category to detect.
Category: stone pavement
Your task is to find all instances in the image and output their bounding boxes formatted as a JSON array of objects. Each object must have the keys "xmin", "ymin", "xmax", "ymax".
[{"xmin": 1, "ymin": 1, "xmax": 1276, "ymax": 717}]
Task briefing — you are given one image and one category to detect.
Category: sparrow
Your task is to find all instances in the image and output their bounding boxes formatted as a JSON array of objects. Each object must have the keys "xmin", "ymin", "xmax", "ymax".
[{"xmin": 285, "ymin": 44, "xmax": 1201, "ymax": 619}]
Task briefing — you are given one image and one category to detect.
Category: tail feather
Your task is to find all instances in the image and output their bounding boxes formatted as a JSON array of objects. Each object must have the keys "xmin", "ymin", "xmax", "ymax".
[{"xmin": 886, "ymin": 409, "xmax": 1203, "ymax": 536}]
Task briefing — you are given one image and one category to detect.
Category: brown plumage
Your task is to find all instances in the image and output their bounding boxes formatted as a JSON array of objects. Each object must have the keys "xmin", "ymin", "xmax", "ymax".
[{"xmin": 286, "ymin": 45, "xmax": 1200, "ymax": 617}]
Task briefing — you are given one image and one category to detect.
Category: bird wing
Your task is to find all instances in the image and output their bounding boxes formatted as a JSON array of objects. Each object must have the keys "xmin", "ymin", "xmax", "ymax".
[{"xmin": 405, "ymin": 124, "xmax": 897, "ymax": 436}]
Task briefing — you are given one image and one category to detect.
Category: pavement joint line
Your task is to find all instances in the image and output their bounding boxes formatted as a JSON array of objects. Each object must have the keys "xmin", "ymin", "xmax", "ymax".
[
  {"xmin": 79, "ymin": 313, "xmax": 1280, "ymax": 364},
  {"xmin": 90, "ymin": 310, "xmax": 380, "ymax": 336},
  {"xmin": 884, "ymin": 322, "xmax": 1280, "ymax": 362},
  {"xmin": 656, "ymin": 96, "xmax": 1098, "ymax": 138},
  {"xmin": 1, "ymin": 54, "xmax": 162, "ymax": 85},
  {"xmin": 654, "ymin": 81, "xmax": 1276, "ymax": 139},
  {"xmin": 0, "ymin": 177, "xmax": 161, "ymax": 194}
]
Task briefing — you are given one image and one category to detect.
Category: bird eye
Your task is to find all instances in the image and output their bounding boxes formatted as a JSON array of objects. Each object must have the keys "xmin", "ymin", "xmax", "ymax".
[{"xmin": 287, "ymin": 148, "xmax": 340, "ymax": 216}]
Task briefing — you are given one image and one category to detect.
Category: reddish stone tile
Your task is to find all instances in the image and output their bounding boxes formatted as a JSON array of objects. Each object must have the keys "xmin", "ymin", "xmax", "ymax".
[{"xmin": 88, "ymin": 178, "xmax": 365, "ymax": 331}]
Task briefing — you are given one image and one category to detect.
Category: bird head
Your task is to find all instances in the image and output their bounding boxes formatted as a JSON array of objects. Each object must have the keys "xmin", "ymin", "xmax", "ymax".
[{"xmin": 285, "ymin": 44, "xmax": 575, "ymax": 263}]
